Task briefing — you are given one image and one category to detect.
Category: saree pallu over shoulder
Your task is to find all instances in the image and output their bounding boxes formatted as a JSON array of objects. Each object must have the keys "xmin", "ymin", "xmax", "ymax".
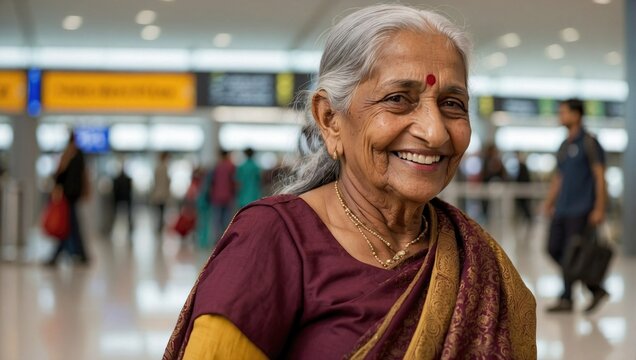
[{"xmin": 348, "ymin": 199, "xmax": 536, "ymax": 359}]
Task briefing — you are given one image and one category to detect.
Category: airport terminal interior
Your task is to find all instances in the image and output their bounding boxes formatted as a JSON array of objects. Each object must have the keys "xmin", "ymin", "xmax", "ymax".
[{"xmin": 1, "ymin": 0, "xmax": 636, "ymax": 359}]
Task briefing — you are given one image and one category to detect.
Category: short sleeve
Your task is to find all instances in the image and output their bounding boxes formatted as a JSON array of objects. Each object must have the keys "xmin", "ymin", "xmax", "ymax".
[
  {"xmin": 183, "ymin": 315, "xmax": 267, "ymax": 360},
  {"xmin": 584, "ymin": 135, "xmax": 606, "ymax": 166},
  {"xmin": 190, "ymin": 204, "xmax": 303, "ymax": 358}
]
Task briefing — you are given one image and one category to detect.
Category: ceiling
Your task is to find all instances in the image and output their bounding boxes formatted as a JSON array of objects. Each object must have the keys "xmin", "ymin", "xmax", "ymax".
[{"xmin": 0, "ymin": 0, "xmax": 625, "ymax": 80}]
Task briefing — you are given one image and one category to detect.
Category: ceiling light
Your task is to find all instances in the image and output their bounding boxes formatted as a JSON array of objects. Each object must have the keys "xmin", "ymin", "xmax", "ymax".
[
  {"xmin": 62, "ymin": 15, "xmax": 83, "ymax": 30},
  {"xmin": 560, "ymin": 28, "xmax": 580, "ymax": 42},
  {"xmin": 213, "ymin": 33, "xmax": 232, "ymax": 48},
  {"xmin": 136, "ymin": 10, "xmax": 156, "ymax": 25},
  {"xmin": 593, "ymin": 0, "xmax": 611, "ymax": 4},
  {"xmin": 604, "ymin": 51, "xmax": 622, "ymax": 65},
  {"xmin": 545, "ymin": 44, "xmax": 565, "ymax": 60},
  {"xmin": 484, "ymin": 52, "xmax": 507, "ymax": 69},
  {"xmin": 497, "ymin": 33, "xmax": 521, "ymax": 48},
  {"xmin": 141, "ymin": 25, "xmax": 161, "ymax": 41}
]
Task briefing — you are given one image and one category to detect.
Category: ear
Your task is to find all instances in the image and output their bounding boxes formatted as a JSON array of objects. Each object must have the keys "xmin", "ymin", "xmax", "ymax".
[{"xmin": 312, "ymin": 90, "xmax": 341, "ymax": 157}]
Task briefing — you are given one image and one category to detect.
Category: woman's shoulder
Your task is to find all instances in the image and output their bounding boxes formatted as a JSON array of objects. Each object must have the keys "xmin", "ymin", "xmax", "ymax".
[
  {"xmin": 238, "ymin": 194, "xmax": 302, "ymax": 213},
  {"xmin": 234, "ymin": 194, "xmax": 316, "ymax": 227}
]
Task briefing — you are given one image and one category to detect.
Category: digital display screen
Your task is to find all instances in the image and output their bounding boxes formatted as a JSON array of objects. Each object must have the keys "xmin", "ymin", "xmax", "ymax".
[{"xmin": 74, "ymin": 126, "xmax": 110, "ymax": 154}]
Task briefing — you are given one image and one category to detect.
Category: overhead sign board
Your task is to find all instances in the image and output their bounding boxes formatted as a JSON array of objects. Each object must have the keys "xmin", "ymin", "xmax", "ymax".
[
  {"xmin": 204, "ymin": 72, "xmax": 313, "ymax": 107},
  {"xmin": 42, "ymin": 72, "xmax": 195, "ymax": 113},
  {"xmin": 479, "ymin": 96, "xmax": 624, "ymax": 119},
  {"xmin": 0, "ymin": 71, "xmax": 26, "ymax": 113}
]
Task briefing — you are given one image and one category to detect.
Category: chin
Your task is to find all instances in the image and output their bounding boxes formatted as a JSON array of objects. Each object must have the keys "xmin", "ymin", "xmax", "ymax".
[{"xmin": 393, "ymin": 182, "xmax": 444, "ymax": 204}]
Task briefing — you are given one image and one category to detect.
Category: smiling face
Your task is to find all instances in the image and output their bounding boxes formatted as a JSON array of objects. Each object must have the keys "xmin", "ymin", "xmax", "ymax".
[{"xmin": 336, "ymin": 30, "xmax": 471, "ymax": 204}]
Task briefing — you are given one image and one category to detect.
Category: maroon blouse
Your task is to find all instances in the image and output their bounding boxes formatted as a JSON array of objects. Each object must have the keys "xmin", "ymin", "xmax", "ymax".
[{"xmin": 189, "ymin": 195, "xmax": 427, "ymax": 359}]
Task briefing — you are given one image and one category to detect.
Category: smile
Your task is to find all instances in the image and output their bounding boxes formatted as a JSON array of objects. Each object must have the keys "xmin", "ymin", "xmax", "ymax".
[{"xmin": 395, "ymin": 151, "xmax": 442, "ymax": 165}]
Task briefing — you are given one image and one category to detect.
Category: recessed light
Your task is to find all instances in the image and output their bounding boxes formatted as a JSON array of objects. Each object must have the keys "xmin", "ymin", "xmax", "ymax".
[
  {"xmin": 497, "ymin": 33, "xmax": 521, "ymax": 48},
  {"xmin": 141, "ymin": 25, "xmax": 161, "ymax": 40},
  {"xmin": 213, "ymin": 33, "xmax": 232, "ymax": 48},
  {"xmin": 136, "ymin": 10, "xmax": 156, "ymax": 25},
  {"xmin": 62, "ymin": 15, "xmax": 83, "ymax": 30},
  {"xmin": 604, "ymin": 51, "xmax": 621, "ymax": 65},
  {"xmin": 593, "ymin": 0, "xmax": 611, "ymax": 4},
  {"xmin": 484, "ymin": 52, "xmax": 507, "ymax": 69},
  {"xmin": 560, "ymin": 28, "xmax": 580, "ymax": 42},
  {"xmin": 545, "ymin": 44, "xmax": 565, "ymax": 60}
]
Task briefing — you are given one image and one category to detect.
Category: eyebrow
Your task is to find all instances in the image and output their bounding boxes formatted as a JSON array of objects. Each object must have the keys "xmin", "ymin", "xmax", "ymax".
[
  {"xmin": 444, "ymin": 85, "xmax": 469, "ymax": 97},
  {"xmin": 380, "ymin": 79, "xmax": 423, "ymax": 90}
]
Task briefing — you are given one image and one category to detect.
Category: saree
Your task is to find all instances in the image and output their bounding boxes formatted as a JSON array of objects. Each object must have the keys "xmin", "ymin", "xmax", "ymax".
[
  {"xmin": 164, "ymin": 196, "xmax": 536, "ymax": 359},
  {"xmin": 348, "ymin": 199, "xmax": 536, "ymax": 359}
]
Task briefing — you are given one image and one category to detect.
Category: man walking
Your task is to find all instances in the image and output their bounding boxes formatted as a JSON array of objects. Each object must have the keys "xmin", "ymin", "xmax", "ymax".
[{"xmin": 544, "ymin": 98, "xmax": 608, "ymax": 313}]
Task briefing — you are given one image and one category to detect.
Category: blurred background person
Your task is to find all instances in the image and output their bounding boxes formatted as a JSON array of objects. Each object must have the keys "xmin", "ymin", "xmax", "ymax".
[
  {"xmin": 235, "ymin": 147, "xmax": 262, "ymax": 208},
  {"xmin": 195, "ymin": 166, "xmax": 216, "ymax": 249},
  {"xmin": 111, "ymin": 159, "xmax": 134, "ymax": 237},
  {"xmin": 544, "ymin": 98, "xmax": 608, "ymax": 313},
  {"xmin": 44, "ymin": 131, "xmax": 90, "ymax": 266},
  {"xmin": 209, "ymin": 149, "xmax": 236, "ymax": 243},
  {"xmin": 480, "ymin": 142, "xmax": 507, "ymax": 220},
  {"xmin": 151, "ymin": 151, "xmax": 171, "ymax": 233},
  {"xmin": 515, "ymin": 151, "xmax": 533, "ymax": 225}
]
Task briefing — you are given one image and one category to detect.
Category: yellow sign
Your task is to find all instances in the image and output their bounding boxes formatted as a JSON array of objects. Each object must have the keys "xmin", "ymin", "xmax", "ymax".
[
  {"xmin": 0, "ymin": 71, "xmax": 26, "ymax": 113},
  {"xmin": 43, "ymin": 72, "xmax": 195, "ymax": 112},
  {"xmin": 276, "ymin": 73, "xmax": 294, "ymax": 107}
]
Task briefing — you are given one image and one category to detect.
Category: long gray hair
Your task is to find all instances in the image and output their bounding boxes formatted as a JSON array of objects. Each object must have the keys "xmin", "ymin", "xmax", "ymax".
[{"xmin": 278, "ymin": 4, "xmax": 472, "ymax": 195}]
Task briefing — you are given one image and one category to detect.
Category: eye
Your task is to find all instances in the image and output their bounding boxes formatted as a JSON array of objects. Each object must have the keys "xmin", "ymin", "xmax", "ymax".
[
  {"xmin": 384, "ymin": 94, "xmax": 407, "ymax": 103},
  {"xmin": 440, "ymin": 98, "xmax": 468, "ymax": 117},
  {"xmin": 381, "ymin": 93, "xmax": 416, "ymax": 113}
]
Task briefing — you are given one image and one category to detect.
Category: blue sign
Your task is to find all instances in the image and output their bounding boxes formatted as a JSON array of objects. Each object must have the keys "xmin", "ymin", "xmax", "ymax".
[
  {"xmin": 74, "ymin": 126, "xmax": 110, "ymax": 154},
  {"xmin": 27, "ymin": 68, "xmax": 42, "ymax": 117}
]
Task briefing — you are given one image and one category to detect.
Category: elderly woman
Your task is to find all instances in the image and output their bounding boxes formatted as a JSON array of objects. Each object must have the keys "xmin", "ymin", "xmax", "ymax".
[{"xmin": 164, "ymin": 4, "xmax": 536, "ymax": 359}]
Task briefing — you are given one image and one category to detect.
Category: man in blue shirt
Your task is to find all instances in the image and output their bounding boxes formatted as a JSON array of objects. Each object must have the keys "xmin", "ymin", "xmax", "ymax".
[{"xmin": 544, "ymin": 99, "xmax": 608, "ymax": 313}]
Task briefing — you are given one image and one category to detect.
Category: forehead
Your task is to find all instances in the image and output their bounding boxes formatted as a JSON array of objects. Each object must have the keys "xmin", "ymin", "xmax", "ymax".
[{"xmin": 369, "ymin": 30, "xmax": 466, "ymax": 83}]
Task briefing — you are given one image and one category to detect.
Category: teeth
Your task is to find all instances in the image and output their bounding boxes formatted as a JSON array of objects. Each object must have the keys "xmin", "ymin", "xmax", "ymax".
[{"xmin": 397, "ymin": 152, "xmax": 441, "ymax": 165}]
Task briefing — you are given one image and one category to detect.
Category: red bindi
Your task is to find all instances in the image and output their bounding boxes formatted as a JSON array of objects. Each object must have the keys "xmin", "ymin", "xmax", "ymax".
[{"xmin": 426, "ymin": 74, "xmax": 436, "ymax": 86}]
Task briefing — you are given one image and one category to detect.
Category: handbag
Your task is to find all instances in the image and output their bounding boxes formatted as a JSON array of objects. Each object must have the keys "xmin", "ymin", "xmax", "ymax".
[
  {"xmin": 563, "ymin": 224, "xmax": 614, "ymax": 285},
  {"xmin": 173, "ymin": 206, "xmax": 197, "ymax": 237},
  {"xmin": 42, "ymin": 195, "xmax": 71, "ymax": 240}
]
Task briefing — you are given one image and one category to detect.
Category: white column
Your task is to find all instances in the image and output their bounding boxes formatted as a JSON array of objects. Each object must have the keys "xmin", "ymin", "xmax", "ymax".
[{"xmin": 8, "ymin": 115, "xmax": 38, "ymax": 253}]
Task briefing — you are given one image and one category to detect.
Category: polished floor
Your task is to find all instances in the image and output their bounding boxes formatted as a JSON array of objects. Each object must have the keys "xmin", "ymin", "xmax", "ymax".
[{"xmin": 1, "ymin": 205, "xmax": 635, "ymax": 360}]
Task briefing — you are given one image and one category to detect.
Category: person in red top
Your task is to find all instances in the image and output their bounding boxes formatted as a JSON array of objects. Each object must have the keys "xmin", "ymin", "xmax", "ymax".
[{"xmin": 209, "ymin": 149, "xmax": 236, "ymax": 243}]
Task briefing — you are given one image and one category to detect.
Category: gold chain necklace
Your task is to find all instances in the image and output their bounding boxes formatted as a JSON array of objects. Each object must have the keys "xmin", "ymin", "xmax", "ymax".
[{"xmin": 334, "ymin": 181, "xmax": 427, "ymax": 268}]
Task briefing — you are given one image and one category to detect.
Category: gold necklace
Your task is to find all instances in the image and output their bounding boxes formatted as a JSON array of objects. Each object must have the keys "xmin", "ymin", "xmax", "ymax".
[{"xmin": 334, "ymin": 181, "xmax": 427, "ymax": 268}]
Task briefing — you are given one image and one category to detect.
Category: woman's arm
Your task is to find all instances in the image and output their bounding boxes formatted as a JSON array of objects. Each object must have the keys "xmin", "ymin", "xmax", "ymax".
[{"xmin": 183, "ymin": 315, "xmax": 267, "ymax": 360}]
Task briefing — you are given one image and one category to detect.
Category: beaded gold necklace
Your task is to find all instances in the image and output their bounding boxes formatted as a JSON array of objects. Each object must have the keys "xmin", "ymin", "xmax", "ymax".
[{"xmin": 334, "ymin": 180, "xmax": 427, "ymax": 268}]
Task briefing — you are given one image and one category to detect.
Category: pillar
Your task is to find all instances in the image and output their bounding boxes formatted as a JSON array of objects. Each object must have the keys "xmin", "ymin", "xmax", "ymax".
[
  {"xmin": 8, "ymin": 115, "xmax": 38, "ymax": 254},
  {"xmin": 622, "ymin": 0, "xmax": 636, "ymax": 255}
]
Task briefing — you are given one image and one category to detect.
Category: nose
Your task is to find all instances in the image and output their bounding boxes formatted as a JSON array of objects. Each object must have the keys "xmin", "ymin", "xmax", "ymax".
[{"xmin": 410, "ymin": 101, "xmax": 450, "ymax": 148}]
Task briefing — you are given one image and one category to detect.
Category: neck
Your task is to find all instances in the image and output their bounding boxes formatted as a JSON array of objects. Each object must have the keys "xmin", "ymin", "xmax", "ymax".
[
  {"xmin": 335, "ymin": 176, "xmax": 426, "ymax": 246},
  {"xmin": 567, "ymin": 123, "xmax": 582, "ymax": 140}
]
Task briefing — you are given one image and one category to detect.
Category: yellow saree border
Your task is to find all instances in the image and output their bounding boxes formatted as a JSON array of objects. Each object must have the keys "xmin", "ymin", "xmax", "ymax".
[
  {"xmin": 483, "ymin": 232, "xmax": 537, "ymax": 357},
  {"xmin": 350, "ymin": 203, "xmax": 459, "ymax": 359},
  {"xmin": 403, "ymin": 206, "xmax": 460, "ymax": 359}
]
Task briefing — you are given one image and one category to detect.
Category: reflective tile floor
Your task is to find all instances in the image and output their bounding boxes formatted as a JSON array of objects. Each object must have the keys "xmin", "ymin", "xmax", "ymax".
[{"xmin": 1, "ymin": 207, "xmax": 635, "ymax": 360}]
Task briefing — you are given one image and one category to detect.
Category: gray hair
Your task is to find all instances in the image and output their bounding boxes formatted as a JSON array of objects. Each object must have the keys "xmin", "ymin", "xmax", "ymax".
[{"xmin": 278, "ymin": 4, "xmax": 472, "ymax": 195}]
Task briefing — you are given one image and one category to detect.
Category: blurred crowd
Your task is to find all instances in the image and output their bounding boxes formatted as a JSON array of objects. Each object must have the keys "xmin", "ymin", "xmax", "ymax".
[{"xmin": 104, "ymin": 147, "xmax": 290, "ymax": 251}]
